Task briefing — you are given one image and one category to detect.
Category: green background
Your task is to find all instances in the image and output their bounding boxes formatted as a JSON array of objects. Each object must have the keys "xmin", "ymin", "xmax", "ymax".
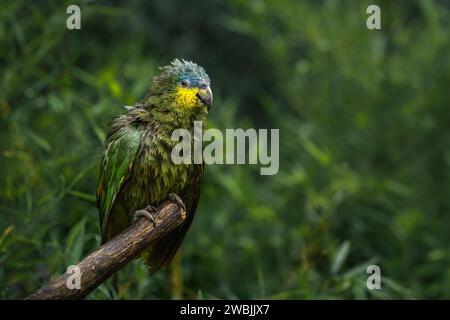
[{"xmin": 1, "ymin": 0, "xmax": 450, "ymax": 299}]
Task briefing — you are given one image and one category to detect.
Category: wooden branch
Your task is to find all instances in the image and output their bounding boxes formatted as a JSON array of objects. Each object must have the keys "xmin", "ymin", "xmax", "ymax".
[{"xmin": 26, "ymin": 200, "xmax": 186, "ymax": 300}]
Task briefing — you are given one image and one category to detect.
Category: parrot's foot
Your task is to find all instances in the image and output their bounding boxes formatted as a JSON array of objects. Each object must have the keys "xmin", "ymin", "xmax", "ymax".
[
  {"xmin": 168, "ymin": 193, "xmax": 186, "ymax": 212},
  {"xmin": 133, "ymin": 205, "xmax": 157, "ymax": 226}
]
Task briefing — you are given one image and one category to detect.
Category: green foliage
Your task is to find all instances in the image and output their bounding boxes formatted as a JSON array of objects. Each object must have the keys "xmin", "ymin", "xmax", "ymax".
[{"xmin": 1, "ymin": 0, "xmax": 449, "ymax": 299}]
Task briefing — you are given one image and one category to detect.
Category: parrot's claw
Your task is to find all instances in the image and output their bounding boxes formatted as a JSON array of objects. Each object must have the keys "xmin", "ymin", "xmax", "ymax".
[
  {"xmin": 133, "ymin": 205, "xmax": 157, "ymax": 226},
  {"xmin": 168, "ymin": 193, "xmax": 186, "ymax": 212}
]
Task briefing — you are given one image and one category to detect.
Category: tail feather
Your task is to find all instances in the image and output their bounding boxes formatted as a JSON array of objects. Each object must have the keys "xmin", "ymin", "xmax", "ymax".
[{"xmin": 141, "ymin": 223, "xmax": 191, "ymax": 274}]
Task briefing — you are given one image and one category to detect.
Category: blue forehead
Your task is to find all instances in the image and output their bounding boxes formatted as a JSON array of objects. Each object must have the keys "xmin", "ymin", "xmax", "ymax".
[
  {"xmin": 170, "ymin": 59, "xmax": 210, "ymax": 87},
  {"xmin": 178, "ymin": 73, "xmax": 209, "ymax": 87}
]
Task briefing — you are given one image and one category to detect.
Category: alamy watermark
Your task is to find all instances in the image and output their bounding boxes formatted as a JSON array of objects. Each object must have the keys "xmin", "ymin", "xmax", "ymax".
[
  {"xmin": 67, "ymin": 4, "xmax": 381, "ymax": 31},
  {"xmin": 66, "ymin": 5, "xmax": 81, "ymax": 30},
  {"xmin": 366, "ymin": 5, "xmax": 381, "ymax": 30},
  {"xmin": 170, "ymin": 121, "xmax": 279, "ymax": 175},
  {"xmin": 66, "ymin": 265, "xmax": 81, "ymax": 290},
  {"xmin": 366, "ymin": 264, "xmax": 381, "ymax": 290}
]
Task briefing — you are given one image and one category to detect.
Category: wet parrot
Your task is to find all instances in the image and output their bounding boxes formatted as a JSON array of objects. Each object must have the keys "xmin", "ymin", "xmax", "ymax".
[{"xmin": 96, "ymin": 59, "xmax": 212, "ymax": 273}]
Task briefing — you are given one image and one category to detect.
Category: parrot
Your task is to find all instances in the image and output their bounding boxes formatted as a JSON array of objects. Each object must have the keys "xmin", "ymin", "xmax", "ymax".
[{"xmin": 96, "ymin": 59, "xmax": 212, "ymax": 273}]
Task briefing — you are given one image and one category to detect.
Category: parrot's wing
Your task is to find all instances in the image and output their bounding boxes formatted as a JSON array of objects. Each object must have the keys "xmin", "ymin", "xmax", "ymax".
[{"xmin": 97, "ymin": 127, "xmax": 140, "ymax": 238}]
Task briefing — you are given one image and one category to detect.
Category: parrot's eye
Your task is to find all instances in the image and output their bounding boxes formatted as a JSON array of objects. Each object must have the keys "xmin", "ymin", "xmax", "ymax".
[
  {"xmin": 200, "ymin": 83, "xmax": 207, "ymax": 90},
  {"xmin": 180, "ymin": 80, "xmax": 188, "ymax": 88}
]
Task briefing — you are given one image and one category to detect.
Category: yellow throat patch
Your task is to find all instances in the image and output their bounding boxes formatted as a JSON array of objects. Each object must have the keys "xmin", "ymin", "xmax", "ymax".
[{"xmin": 175, "ymin": 87, "xmax": 199, "ymax": 109}]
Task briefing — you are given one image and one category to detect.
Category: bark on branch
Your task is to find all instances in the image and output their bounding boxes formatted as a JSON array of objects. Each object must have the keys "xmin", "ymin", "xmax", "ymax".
[{"xmin": 26, "ymin": 200, "xmax": 186, "ymax": 300}]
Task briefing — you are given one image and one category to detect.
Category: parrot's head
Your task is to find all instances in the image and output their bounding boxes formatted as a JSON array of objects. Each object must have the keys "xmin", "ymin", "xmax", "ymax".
[{"xmin": 148, "ymin": 59, "xmax": 213, "ymax": 115}]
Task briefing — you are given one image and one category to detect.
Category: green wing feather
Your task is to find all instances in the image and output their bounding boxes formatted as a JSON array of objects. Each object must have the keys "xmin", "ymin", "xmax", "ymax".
[{"xmin": 97, "ymin": 127, "xmax": 141, "ymax": 238}]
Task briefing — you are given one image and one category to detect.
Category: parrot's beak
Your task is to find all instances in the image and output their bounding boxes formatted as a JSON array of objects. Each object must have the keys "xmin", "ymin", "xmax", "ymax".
[{"xmin": 197, "ymin": 86, "xmax": 213, "ymax": 111}]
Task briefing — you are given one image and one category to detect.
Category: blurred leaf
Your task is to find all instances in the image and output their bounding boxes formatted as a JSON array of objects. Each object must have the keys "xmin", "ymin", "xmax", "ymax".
[
  {"xmin": 65, "ymin": 218, "xmax": 86, "ymax": 265},
  {"xmin": 331, "ymin": 241, "xmax": 351, "ymax": 275}
]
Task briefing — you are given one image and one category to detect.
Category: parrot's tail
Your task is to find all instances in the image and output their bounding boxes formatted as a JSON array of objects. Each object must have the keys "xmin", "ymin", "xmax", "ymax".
[{"xmin": 141, "ymin": 222, "xmax": 191, "ymax": 274}]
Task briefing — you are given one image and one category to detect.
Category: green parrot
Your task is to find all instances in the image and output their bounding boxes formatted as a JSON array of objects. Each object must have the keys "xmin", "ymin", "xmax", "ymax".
[{"xmin": 96, "ymin": 59, "xmax": 212, "ymax": 273}]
